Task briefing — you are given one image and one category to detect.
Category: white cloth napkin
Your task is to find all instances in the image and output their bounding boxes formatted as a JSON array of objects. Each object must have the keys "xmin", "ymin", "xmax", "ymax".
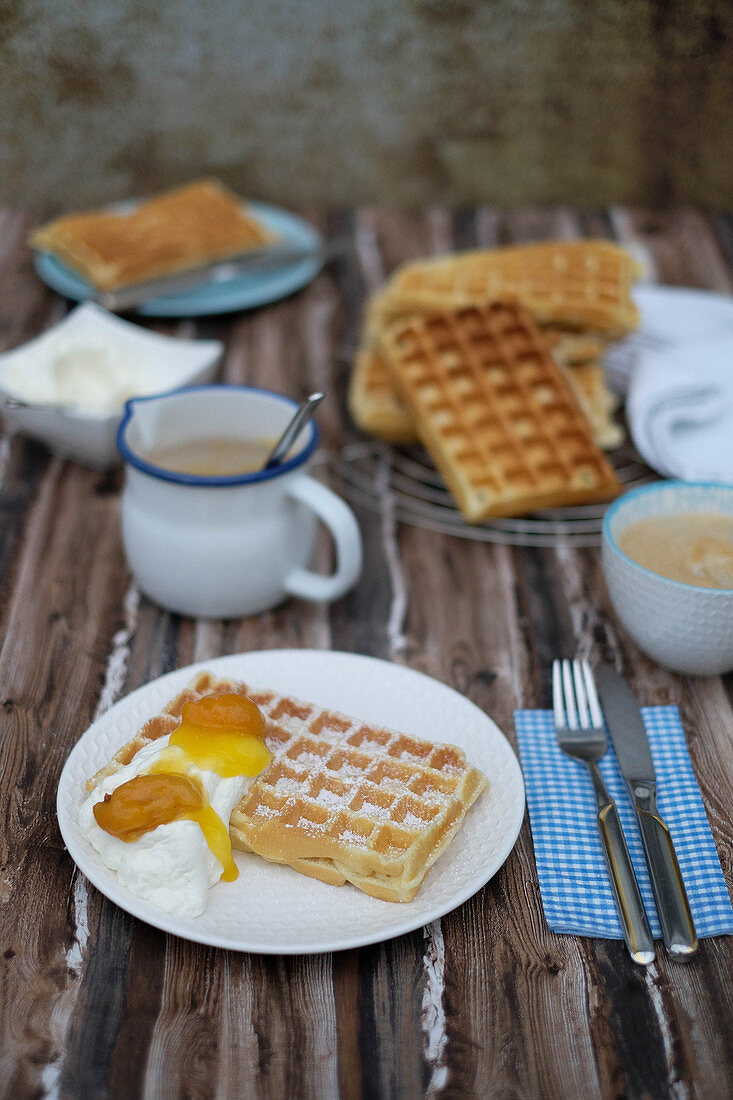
[{"xmin": 627, "ymin": 335, "xmax": 733, "ymax": 483}]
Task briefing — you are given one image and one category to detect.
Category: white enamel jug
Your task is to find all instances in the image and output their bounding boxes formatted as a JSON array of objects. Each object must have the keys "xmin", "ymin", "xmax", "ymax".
[{"xmin": 117, "ymin": 385, "xmax": 362, "ymax": 618}]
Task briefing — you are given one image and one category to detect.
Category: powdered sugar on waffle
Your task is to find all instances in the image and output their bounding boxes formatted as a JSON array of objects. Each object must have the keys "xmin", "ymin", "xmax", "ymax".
[{"xmin": 227, "ymin": 678, "xmax": 488, "ymax": 902}]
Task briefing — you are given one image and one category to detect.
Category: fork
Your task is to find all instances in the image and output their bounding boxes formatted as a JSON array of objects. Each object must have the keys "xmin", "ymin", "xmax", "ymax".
[{"xmin": 553, "ymin": 659, "xmax": 655, "ymax": 965}]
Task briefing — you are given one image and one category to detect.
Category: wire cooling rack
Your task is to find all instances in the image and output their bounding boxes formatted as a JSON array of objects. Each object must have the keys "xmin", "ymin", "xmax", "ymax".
[{"xmin": 330, "ymin": 439, "xmax": 657, "ymax": 548}]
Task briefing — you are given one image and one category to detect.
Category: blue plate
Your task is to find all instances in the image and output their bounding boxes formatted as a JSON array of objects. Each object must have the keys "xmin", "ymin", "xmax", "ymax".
[{"xmin": 32, "ymin": 201, "xmax": 324, "ymax": 317}]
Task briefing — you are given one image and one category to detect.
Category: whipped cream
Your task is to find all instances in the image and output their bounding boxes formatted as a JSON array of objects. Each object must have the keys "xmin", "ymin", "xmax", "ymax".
[
  {"xmin": 2, "ymin": 338, "xmax": 161, "ymax": 415},
  {"xmin": 79, "ymin": 736, "xmax": 250, "ymax": 917}
]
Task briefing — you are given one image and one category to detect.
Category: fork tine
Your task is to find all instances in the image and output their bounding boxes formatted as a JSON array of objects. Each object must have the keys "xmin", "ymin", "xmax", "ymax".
[
  {"xmin": 561, "ymin": 659, "xmax": 578, "ymax": 728},
  {"xmin": 552, "ymin": 660, "xmax": 566, "ymax": 728},
  {"xmin": 581, "ymin": 660, "xmax": 604, "ymax": 728},
  {"xmin": 572, "ymin": 660, "xmax": 590, "ymax": 728}
]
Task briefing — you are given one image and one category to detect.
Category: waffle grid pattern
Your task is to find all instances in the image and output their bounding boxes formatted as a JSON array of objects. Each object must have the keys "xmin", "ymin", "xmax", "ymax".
[
  {"xmin": 232, "ymin": 687, "xmax": 487, "ymax": 902},
  {"xmin": 384, "ymin": 241, "xmax": 641, "ymax": 334},
  {"xmin": 379, "ymin": 300, "xmax": 621, "ymax": 521},
  {"xmin": 348, "ymin": 335, "xmax": 620, "ymax": 451}
]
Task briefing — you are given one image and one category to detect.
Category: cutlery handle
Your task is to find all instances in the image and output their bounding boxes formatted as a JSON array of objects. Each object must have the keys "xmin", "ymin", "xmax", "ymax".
[
  {"xmin": 589, "ymin": 765, "xmax": 655, "ymax": 965},
  {"xmin": 633, "ymin": 792, "xmax": 698, "ymax": 961}
]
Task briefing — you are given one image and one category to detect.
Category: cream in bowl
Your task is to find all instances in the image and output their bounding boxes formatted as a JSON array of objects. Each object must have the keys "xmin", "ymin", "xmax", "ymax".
[
  {"xmin": 602, "ymin": 482, "xmax": 733, "ymax": 675},
  {"xmin": 616, "ymin": 512, "xmax": 733, "ymax": 589},
  {"xmin": 0, "ymin": 302, "xmax": 222, "ymax": 469}
]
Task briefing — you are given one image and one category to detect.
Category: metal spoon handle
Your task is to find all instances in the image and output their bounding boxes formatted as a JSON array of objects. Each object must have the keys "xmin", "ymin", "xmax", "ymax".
[{"xmin": 264, "ymin": 392, "xmax": 324, "ymax": 469}]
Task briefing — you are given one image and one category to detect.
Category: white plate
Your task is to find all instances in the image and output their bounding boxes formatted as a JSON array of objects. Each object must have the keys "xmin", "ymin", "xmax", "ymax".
[
  {"xmin": 57, "ymin": 650, "xmax": 525, "ymax": 954},
  {"xmin": 603, "ymin": 284, "xmax": 733, "ymax": 394}
]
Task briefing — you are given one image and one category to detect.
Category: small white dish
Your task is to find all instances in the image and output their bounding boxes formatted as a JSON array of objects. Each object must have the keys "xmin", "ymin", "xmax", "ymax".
[
  {"xmin": 0, "ymin": 303, "xmax": 223, "ymax": 469},
  {"xmin": 56, "ymin": 649, "xmax": 525, "ymax": 954},
  {"xmin": 602, "ymin": 482, "xmax": 733, "ymax": 675}
]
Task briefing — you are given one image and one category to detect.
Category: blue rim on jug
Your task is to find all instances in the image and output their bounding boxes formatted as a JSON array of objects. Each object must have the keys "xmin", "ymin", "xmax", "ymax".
[{"xmin": 116, "ymin": 384, "xmax": 321, "ymax": 486}]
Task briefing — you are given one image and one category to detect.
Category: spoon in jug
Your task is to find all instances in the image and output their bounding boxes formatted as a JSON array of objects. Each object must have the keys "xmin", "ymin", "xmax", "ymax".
[{"xmin": 263, "ymin": 392, "xmax": 325, "ymax": 470}]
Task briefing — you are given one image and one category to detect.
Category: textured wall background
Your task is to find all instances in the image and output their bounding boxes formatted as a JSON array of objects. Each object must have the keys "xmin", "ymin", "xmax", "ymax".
[{"xmin": 0, "ymin": 0, "xmax": 731, "ymax": 210}]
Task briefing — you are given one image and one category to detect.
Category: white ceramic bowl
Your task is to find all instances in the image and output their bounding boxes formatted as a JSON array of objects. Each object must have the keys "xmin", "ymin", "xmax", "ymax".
[
  {"xmin": 602, "ymin": 482, "xmax": 733, "ymax": 675},
  {"xmin": 0, "ymin": 303, "xmax": 222, "ymax": 469}
]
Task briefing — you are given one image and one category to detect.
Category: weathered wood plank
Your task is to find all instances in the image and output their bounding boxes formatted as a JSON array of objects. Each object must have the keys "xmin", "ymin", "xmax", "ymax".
[
  {"xmin": 0, "ymin": 454, "xmax": 133, "ymax": 1097},
  {"xmin": 612, "ymin": 206, "xmax": 733, "ymax": 292}
]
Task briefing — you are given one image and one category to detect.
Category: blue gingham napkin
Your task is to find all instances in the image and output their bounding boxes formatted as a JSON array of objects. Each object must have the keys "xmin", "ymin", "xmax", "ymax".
[{"xmin": 514, "ymin": 706, "xmax": 733, "ymax": 939}]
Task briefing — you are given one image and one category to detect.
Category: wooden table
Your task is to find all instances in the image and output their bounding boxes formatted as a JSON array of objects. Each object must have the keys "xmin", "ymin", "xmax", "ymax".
[{"xmin": 1, "ymin": 208, "xmax": 732, "ymax": 1100}]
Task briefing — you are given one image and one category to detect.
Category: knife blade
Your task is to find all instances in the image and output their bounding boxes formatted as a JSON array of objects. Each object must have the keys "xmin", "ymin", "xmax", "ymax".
[
  {"xmin": 92, "ymin": 239, "xmax": 341, "ymax": 313},
  {"xmin": 595, "ymin": 662, "xmax": 698, "ymax": 961}
]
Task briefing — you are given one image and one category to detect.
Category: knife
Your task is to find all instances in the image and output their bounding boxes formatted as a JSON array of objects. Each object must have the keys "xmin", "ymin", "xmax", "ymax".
[
  {"xmin": 595, "ymin": 663, "xmax": 698, "ymax": 961},
  {"xmin": 91, "ymin": 239, "xmax": 343, "ymax": 313}
]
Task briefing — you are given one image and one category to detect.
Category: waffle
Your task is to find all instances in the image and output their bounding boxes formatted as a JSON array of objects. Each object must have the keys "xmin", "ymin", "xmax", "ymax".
[
  {"xmin": 348, "ymin": 345, "xmax": 417, "ymax": 443},
  {"xmin": 349, "ymin": 325, "xmax": 620, "ymax": 449},
  {"xmin": 31, "ymin": 178, "xmax": 276, "ymax": 291},
  {"xmin": 378, "ymin": 300, "xmax": 622, "ymax": 522},
  {"xmin": 87, "ymin": 672, "xmax": 488, "ymax": 904},
  {"xmin": 542, "ymin": 329, "xmax": 607, "ymax": 367},
  {"xmin": 348, "ymin": 290, "xmax": 417, "ymax": 442},
  {"xmin": 229, "ymin": 683, "xmax": 487, "ymax": 903},
  {"xmin": 380, "ymin": 241, "xmax": 642, "ymax": 337},
  {"xmin": 563, "ymin": 362, "xmax": 623, "ymax": 450},
  {"xmin": 85, "ymin": 670, "xmax": 241, "ymax": 793}
]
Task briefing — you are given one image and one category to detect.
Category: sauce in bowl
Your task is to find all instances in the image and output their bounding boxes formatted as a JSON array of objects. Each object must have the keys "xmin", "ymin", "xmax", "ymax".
[{"xmin": 617, "ymin": 512, "xmax": 733, "ymax": 589}]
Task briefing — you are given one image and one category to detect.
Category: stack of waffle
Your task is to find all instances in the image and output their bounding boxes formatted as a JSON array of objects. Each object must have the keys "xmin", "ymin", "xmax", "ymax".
[{"xmin": 348, "ymin": 241, "xmax": 641, "ymax": 519}]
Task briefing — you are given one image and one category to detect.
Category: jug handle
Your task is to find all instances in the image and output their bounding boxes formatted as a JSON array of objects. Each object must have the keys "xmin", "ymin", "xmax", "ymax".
[{"xmin": 283, "ymin": 475, "xmax": 362, "ymax": 603}]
